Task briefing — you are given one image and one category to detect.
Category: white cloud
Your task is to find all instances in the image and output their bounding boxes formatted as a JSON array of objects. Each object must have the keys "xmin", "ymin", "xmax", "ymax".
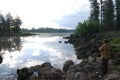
[
  {"xmin": 0, "ymin": 0, "xmax": 90, "ymax": 29},
  {"xmin": 53, "ymin": 11, "xmax": 90, "ymax": 28}
]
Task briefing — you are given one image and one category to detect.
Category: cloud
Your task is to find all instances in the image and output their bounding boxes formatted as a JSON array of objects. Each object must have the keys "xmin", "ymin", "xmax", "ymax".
[
  {"xmin": 53, "ymin": 11, "xmax": 90, "ymax": 29},
  {"xmin": 0, "ymin": 0, "xmax": 90, "ymax": 29}
]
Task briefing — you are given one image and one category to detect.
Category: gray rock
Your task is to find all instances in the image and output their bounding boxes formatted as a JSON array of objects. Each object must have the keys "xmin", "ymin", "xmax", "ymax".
[
  {"xmin": 87, "ymin": 56, "xmax": 95, "ymax": 63},
  {"xmin": 62, "ymin": 60, "xmax": 74, "ymax": 72},
  {"xmin": 102, "ymin": 73, "xmax": 120, "ymax": 80}
]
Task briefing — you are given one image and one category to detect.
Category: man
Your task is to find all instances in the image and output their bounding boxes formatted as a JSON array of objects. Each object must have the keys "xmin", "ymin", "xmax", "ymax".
[{"xmin": 99, "ymin": 39, "xmax": 110, "ymax": 75}]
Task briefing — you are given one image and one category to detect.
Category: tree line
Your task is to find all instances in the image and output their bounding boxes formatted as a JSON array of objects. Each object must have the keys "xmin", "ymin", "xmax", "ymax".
[
  {"xmin": 21, "ymin": 28, "xmax": 74, "ymax": 33},
  {"xmin": 75, "ymin": 0, "xmax": 120, "ymax": 36},
  {"xmin": 0, "ymin": 12, "xmax": 22, "ymax": 33},
  {"xmin": 89, "ymin": 0, "xmax": 120, "ymax": 31}
]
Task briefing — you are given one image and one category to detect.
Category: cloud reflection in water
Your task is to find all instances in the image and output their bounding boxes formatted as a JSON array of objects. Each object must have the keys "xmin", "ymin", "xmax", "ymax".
[
  {"xmin": 20, "ymin": 35, "xmax": 79, "ymax": 68},
  {"xmin": 0, "ymin": 33, "xmax": 80, "ymax": 77}
]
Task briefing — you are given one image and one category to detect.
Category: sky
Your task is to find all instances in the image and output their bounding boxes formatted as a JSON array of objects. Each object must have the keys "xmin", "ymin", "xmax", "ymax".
[{"xmin": 0, "ymin": 0, "xmax": 90, "ymax": 29}]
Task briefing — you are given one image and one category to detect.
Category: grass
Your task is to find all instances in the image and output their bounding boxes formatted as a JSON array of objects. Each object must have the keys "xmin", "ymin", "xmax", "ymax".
[
  {"xmin": 115, "ymin": 65, "xmax": 120, "ymax": 71},
  {"xmin": 111, "ymin": 37, "xmax": 120, "ymax": 51},
  {"xmin": 111, "ymin": 44, "xmax": 120, "ymax": 51},
  {"xmin": 113, "ymin": 37, "xmax": 120, "ymax": 44}
]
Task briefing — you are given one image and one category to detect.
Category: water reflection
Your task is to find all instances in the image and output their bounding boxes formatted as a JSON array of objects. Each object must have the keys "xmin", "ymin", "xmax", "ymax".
[
  {"xmin": 0, "ymin": 36, "xmax": 22, "ymax": 52},
  {"xmin": 0, "ymin": 33, "xmax": 80, "ymax": 79}
]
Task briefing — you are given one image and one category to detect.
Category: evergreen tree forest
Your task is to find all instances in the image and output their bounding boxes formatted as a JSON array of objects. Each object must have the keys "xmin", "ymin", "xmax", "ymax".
[
  {"xmin": 75, "ymin": 0, "xmax": 120, "ymax": 36},
  {"xmin": 0, "ymin": 12, "xmax": 22, "ymax": 34},
  {"xmin": 90, "ymin": 0, "xmax": 120, "ymax": 31}
]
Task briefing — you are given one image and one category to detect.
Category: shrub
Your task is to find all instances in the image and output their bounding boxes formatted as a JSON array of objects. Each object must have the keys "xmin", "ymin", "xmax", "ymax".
[{"xmin": 75, "ymin": 20, "xmax": 99, "ymax": 36}]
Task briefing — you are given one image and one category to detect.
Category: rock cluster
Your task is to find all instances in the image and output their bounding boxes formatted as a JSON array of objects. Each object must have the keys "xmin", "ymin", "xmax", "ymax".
[{"xmin": 17, "ymin": 57, "xmax": 120, "ymax": 80}]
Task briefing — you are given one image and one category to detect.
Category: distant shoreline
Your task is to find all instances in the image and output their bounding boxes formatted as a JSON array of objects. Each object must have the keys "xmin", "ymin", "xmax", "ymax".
[
  {"xmin": 0, "ymin": 32, "xmax": 73, "ymax": 37},
  {"xmin": 0, "ymin": 33, "xmax": 36, "ymax": 37}
]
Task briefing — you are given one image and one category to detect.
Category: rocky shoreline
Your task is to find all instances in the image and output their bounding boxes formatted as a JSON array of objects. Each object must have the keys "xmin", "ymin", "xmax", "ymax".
[
  {"xmin": 17, "ymin": 33, "xmax": 120, "ymax": 80},
  {"xmin": 17, "ymin": 58, "xmax": 120, "ymax": 80}
]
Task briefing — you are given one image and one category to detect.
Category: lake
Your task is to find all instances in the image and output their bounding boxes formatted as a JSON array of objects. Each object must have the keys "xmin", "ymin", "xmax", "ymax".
[{"xmin": 0, "ymin": 33, "xmax": 80, "ymax": 79}]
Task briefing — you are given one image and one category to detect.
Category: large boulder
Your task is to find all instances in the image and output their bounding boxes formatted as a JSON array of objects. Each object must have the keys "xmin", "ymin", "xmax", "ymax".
[
  {"xmin": 62, "ymin": 60, "xmax": 74, "ymax": 72},
  {"xmin": 41, "ymin": 62, "xmax": 53, "ymax": 69},
  {"xmin": 65, "ymin": 64, "xmax": 88, "ymax": 80},
  {"xmin": 41, "ymin": 68, "xmax": 64, "ymax": 80},
  {"xmin": 101, "ymin": 73, "xmax": 120, "ymax": 80},
  {"xmin": 65, "ymin": 57, "xmax": 103, "ymax": 80}
]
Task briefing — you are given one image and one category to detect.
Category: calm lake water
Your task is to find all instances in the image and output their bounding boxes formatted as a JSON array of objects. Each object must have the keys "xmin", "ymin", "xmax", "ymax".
[{"xmin": 0, "ymin": 33, "xmax": 80, "ymax": 79}]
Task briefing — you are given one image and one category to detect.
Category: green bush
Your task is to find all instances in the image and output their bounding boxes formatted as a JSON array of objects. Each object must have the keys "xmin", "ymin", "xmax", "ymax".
[
  {"xmin": 75, "ymin": 20, "xmax": 99, "ymax": 36},
  {"xmin": 112, "ymin": 38, "xmax": 120, "ymax": 51},
  {"xmin": 113, "ymin": 37, "xmax": 120, "ymax": 44}
]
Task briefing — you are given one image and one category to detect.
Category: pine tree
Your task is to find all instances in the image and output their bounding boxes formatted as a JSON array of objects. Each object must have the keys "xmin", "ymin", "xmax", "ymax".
[
  {"xmin": 102, "ymin": 0, "xmax": 114, "ymax": 31},
  {"xmin": 89, "ymin": 0, "xmax": 99, "ymax": 22},
  {"xmin": 0, "ymin": 13, "xmax": 5, "ymax": 32},
  {"xmin": 13, "ymin": 16, "xmax": 22, "ymax": 33},
  {"xmin": 115, "ymin": 0, "xmax": 120, "ymax": 30}
]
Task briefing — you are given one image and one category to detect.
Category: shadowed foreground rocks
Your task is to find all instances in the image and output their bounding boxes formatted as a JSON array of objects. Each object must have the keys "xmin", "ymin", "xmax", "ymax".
[
  {"xmin": 17, "ymin": 62, "xmax": 65, "ymax": 80},
  {"xmin": 17, "ymin": 58, "xmax": 120, "ymax": 80}
]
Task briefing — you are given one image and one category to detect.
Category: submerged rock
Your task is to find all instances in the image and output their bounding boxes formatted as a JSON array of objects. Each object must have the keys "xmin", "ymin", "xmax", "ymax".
[
  {"xmin": 59, "ymin": 41, "xmax": 62, "ymax": 43},
  {"xmin": 0, "ymin": 55, "xmax": 3, "ymax": 64},
  {"xmin": 64, "ymin": 41, "xmax": 68, "ymax": 44}
]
